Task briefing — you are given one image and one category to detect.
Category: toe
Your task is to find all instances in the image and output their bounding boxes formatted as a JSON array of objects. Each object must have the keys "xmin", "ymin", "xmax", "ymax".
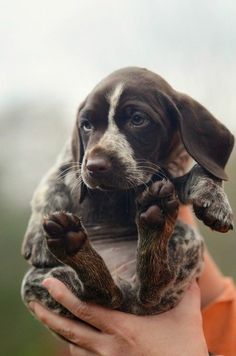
[
  {"xmin": 140, "ymin": 205, "xmax": 165, "ymax": 227},
  {"xmin": 43, "ymin": 219, "xmax": 64, "ymax": 237}
]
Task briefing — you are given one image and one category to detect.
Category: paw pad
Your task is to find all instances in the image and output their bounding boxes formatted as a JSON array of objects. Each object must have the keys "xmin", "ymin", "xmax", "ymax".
[
  {"xmin": 43, "ymin": 211, "xmax": 87, "ymax": 256},
  {"xmin": 137, "ymin": 180, "xmax": 179, "ymax": 228}
]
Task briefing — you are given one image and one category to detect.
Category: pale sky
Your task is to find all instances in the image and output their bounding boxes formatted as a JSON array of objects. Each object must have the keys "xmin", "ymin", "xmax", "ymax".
[{"xmin": 1, "ymin": 0, "xmax": 236, "ymax": 128}]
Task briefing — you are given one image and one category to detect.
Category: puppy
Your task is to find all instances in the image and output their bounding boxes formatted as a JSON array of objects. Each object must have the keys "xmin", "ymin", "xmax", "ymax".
[{"xmin": 21, "ymin": 67, "xmax": 234, "ymax": 317}]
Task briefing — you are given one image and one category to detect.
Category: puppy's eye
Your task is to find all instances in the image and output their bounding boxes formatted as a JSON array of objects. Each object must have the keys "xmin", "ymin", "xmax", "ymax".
[
  {"xmin": 129, "ymin": 112, "xmax": 150, "ymax": 128},
  {"xmin": 80, "ymin": 119, "xmax": 93, "ymax": 132}
]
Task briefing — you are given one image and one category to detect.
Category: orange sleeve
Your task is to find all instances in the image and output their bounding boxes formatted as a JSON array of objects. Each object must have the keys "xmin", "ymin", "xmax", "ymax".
[
  {"xmin": 202, "ymin": 278, "xmax": 236, "ymax": 356},
  {"xmin": 178, "ymin": 206, "xmax": 236, "ymax": 355}
]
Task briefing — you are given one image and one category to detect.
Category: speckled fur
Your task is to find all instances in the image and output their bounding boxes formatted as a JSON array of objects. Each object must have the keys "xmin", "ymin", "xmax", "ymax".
[
  {"xmin": 21, "ymin": 171, "xmax": 204, "ymax": 315},
  {"xmin": 21, "ymin": 68, "xmax": 233, "ymax": 325}
]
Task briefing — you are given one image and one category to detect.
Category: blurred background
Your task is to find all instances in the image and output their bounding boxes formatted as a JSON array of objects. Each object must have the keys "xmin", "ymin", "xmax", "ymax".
[{"xmin": 0, "ymin": 0, "xmax": 235, "ymax": 355}]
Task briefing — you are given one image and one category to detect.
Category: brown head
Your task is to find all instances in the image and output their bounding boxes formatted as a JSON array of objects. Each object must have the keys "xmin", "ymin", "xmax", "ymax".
[{"xmin": 71, "ymin": 67, "xmax": 234, "ymax": 193}]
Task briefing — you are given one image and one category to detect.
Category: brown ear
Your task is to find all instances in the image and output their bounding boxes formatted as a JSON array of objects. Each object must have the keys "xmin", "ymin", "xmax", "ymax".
[
  {"xmin": 71, "ymin": 102, "xmax": 87, "ymax": 202},
  {"xmin": 71, "ymin": 121, "xmax": 84, "ymax": 165},
  {"xmin": 168, "ymin": 92, "xmax": 234, "ymax": 180}
]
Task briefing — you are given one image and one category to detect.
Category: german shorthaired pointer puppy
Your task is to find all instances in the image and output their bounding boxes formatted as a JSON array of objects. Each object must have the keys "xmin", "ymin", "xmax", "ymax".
[{"xmin": 21, "ymin": 67, "xmax": 234, "ymax": 318}]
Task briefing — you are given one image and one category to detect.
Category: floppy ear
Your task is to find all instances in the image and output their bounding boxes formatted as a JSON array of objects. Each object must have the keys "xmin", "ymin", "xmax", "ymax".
[
  {"xmin": 71, "ymin": 102, "xmax": 87, "ymax": 202},
  {"xmin": 71, "ymin": 120, "xmax": 84, "ymax": 165},
  {"xmin": 165, "ymin": 92, "xmax": 234, "ymax": 180}
]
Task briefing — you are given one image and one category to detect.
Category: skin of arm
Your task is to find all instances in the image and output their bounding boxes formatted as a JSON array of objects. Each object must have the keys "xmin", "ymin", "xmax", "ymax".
[{"xmin": 29, "ymin": 206, "xmax": 224, "ymax": 356}]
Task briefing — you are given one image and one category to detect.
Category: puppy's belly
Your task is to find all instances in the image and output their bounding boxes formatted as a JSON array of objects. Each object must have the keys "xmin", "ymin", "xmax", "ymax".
[{"xmin": 91, "ymin": 234, "xmax": 137, "ymax": 282}]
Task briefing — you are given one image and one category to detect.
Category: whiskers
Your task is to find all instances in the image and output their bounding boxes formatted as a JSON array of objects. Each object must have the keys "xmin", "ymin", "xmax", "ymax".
[
  {"xmin": 56, "ymin": 162, "xmax": 82, "ymax": 181},
  {"xmin": 70, "ymin": 175, "xmax": 84, "ymax": 196},
  {"xmin": 122, "ymin": 159, "xmax": 167, "ymax": 190},
  {"xmin": 135, "ymin": 159, "xmax": 168, "ymax": 181},
  {"xmin": 129, "ymin": 160, "xmax": 177, "ymax": 223},
  {"xmin": 55, "ymin": 161, "xmax": 83, "ymax": 196}
]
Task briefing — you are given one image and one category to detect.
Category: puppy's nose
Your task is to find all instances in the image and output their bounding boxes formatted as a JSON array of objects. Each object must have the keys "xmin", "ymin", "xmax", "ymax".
[{"xmin": 86, "ymin": 158, "xmax": 111, "ymax": 174}]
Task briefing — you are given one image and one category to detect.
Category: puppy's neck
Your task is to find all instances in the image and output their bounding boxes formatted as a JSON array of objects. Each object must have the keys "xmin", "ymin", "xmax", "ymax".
[{"xmin": 78, "ymin": 188, "xmax": 138, "ymax": 240}]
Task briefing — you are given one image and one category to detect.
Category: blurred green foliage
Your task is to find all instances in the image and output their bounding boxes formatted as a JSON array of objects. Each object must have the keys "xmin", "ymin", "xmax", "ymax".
[
  {"xmin": 0, "ymin": 205, "xmax": 63, "ymax": 356},
  {"xmin": 0, "ymin": 156, "xmax": 235, "ymax": 356}
]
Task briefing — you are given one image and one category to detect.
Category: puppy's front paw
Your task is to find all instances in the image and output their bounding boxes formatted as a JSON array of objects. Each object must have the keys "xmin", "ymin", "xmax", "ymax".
[
  {"xmin": 137, "ymin": 180, "xmax": 179, "ymax": 229},
  {"xmin": 190, "ymin": 179, "xmax": 234, "ymax": 233},
  {"xmin": 43, "ymin": 211, "xmax": 87, "ymax": 257}
]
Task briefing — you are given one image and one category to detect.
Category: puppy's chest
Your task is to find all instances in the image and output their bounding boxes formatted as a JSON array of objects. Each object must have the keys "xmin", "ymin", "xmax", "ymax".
[
  {"xmin": 78, "ymin": 189, "xmax": 137, "ymax": 233},
  {"xmin": 77, "ymin": 189, "xmax": 138, "ymax": 280}
]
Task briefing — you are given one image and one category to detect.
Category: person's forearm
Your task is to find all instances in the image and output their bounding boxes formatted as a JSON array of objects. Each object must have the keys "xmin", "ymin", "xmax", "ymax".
[{"xmin": 199, "ymin": 250, "xmax": 225, "ymax": 309}]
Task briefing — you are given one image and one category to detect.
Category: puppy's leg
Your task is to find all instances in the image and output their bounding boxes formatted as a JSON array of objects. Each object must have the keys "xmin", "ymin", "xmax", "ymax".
[
  {"xmin": 135, "ymin": 180, "xmax": 179, "ymax": 310},
  {"xmin": 43, "ymin": 211, "xmax": 123, "ymax": 308},
  {"xmin": 174, "ymin": 164, "xmax": 233, "ymax": 232},
  {"xmin": 157, "ymin": 221, "xmax": 204, "ymax": 313},
  {"xmin": 22, "ymin": 265, "xmax": 95, "ymax": 345},
  {"xmin": 21, "ymin": 266, "xmax": 82, "ymax": 318}
]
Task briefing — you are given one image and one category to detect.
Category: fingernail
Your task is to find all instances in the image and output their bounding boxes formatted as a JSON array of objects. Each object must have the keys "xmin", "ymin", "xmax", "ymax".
[{"xmin": 29, "ymin": 301, "xmax": 35, "ymax": 312}]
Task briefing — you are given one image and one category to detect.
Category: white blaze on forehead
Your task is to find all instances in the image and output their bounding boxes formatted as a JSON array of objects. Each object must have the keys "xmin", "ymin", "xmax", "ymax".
[
  {"xmin": 107, "ymin": 83, "xmax": 124, "ymax": 128},
  {"xmin": 98, "ymin": 82, "xmax": 136, "ymax": 165}
]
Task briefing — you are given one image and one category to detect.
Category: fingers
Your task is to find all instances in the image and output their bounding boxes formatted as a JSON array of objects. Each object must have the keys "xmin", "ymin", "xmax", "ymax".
[
  {"xmin": 41, "ymin": 277, "xmax": 122, "ymax": 332},
  {"xmin": 30, "ymin": 301, "xmax": 101, "ymax": 353}
]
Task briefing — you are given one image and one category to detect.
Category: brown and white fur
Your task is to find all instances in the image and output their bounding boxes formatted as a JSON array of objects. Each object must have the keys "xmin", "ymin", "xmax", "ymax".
[{"xmin": 21, "ymin": 67, "xmax": 234, "ymax": 319}]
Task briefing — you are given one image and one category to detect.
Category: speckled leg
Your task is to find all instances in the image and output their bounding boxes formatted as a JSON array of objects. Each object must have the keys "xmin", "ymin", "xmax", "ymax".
[
  {"xmin": 21, "ymin": 265, "xmax": 82, "ymax": 318},
  {"xmin": 135, "ymin": 180, "xmax": 179, "ymax": 310},
  {"xmin": 43, "ymin": 211, "xmax": 123, "ymax": 307},
  {"xmin": 174, "ymin": 164, "xmax": 233, "ymax": 232}
]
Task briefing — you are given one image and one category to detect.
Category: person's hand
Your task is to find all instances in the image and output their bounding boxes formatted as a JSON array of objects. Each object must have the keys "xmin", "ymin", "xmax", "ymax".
[{"xmin": 29, "ymin": 278, "xmax": 208, "ymax": 356}]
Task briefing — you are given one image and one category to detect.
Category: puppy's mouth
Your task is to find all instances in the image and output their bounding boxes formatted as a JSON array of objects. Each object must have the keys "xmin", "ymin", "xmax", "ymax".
[
  {"xmin": 95, "ymin": 183, "xmax": 115, "ymax": 191},
  {"xmin": 81, "ymin": 157, "xmax": 162, "ymax": 191},
  {"xmin": 81, "ymin": 171, "xmax": 157, "ymax": 192},
  {"xmin": 82, "ymin": 173, "xmax": 131, "ymax": 191}
]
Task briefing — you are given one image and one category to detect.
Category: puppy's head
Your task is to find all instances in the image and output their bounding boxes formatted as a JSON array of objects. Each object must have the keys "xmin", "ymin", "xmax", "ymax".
[{"xmin": 72, "ymin": 67, "xmax": 234, "ymax": 193}]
